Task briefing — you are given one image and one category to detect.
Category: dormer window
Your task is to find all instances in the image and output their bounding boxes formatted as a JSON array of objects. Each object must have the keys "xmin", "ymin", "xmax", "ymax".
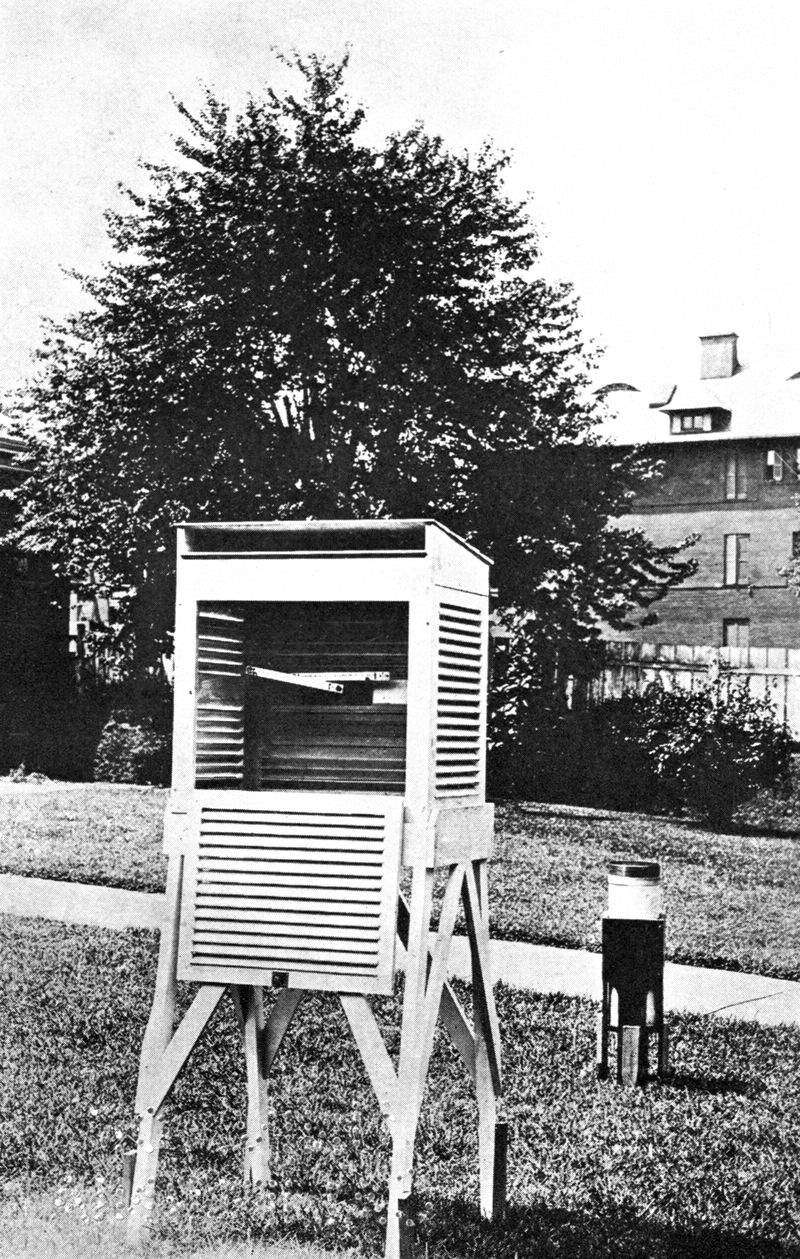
[{"xmin": 670, "ymin": 412, "xmax": 713, "ymax": 434}]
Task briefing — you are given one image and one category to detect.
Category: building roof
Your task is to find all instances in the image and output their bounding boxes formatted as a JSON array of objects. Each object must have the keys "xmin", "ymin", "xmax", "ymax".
[{"xmin": 598, "ymin": 364, "xmax": 800, "ymax": 447}]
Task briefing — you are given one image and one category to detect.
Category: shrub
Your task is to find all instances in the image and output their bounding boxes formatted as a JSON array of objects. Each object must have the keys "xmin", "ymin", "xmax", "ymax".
[
  {"xmin": 635, "ymin": 679, "xmax": 793, "ymax": 827},
  {"xmin": 488, "ymin": 695, "xmax": 658, "ymax": 810},
  {"xmin": 490, "ymin": 677, "xmax": 793, "ymax": 827},
  {"xmin": 0, "ymin": 690, "xmax": 112, "ymax": 782},
  {"xmin": 93, "ymin": 712, "xmax": 171, "ymax": 786}
]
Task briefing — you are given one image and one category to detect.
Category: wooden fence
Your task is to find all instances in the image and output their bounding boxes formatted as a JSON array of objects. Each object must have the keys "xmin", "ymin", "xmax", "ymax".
[{"xmin": 583, "ymin": 641, "xmax": 800, "ymax": 739}]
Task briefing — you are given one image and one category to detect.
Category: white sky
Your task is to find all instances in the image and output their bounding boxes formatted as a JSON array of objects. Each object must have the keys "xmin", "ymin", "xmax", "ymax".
[{"xmin": 2, "ymin": 0, "xmax": 800, "ymax": 393}]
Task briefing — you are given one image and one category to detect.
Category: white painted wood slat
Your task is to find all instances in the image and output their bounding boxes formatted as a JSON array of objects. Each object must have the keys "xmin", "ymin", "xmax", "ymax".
[
  {"xmin": 195, "ymin": 607, "xmax": 245, "ymax": 786},
  {"xmin": 434, "ymin": 600, "xmax": 485, "ymax": 799}
]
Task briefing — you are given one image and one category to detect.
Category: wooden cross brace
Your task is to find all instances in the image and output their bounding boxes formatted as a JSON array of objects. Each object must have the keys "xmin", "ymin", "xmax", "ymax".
[
  {"xmin": 126, "ymin": 858, "xmax": 505, "ymax": 1259},
  {"xmin": 384, "ymin": 861, "xmax": 505, "ymax": 1257}
]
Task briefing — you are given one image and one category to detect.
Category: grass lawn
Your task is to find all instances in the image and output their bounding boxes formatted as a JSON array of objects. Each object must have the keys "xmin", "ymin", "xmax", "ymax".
[
  {"xmin": 1, "ymin": 917, "xmax": 799, "ymax": 1258},
  {"xmin": 0, "ymin": 1190, "xmax": 348, "ymax": 1259},
  {"xmin": 489, "ymin": 802, "xmax": 800, "ymax": 980},
  {"xmin": 0, "ymin": 783, "xmax": 167, "ymax": 893},
  {"xmin": 2, "ymin": 783, "xmax": 800, "ymax": 979}
]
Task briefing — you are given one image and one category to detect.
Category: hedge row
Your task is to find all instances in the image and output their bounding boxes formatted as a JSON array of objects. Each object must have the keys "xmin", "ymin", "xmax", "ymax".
[
  {"xmin": 488, "ymin": 680, "xmax": 793, "ymax": 826},
  {"xmin": 0, "ymin": 688, "xmax": 171, "ymax": 786},
  {"xmin": 2, "ymin": 678, "xmax": 794, "ymax": 820}
]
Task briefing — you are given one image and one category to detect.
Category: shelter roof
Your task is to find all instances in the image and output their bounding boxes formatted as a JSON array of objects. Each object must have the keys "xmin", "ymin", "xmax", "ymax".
[{"xmin": 180, "ymin": 518, "xmax": 493, "ymax": 566}]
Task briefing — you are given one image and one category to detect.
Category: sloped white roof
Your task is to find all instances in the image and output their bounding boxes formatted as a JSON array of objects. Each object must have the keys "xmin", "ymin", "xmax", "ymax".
[{"xmin": 598, "ymin": 364, "xmax": 800, "ymax": 446}]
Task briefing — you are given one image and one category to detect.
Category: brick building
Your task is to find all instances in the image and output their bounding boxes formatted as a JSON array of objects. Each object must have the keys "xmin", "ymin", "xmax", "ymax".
[{"xmin": 601, "ymin": 333, "xmax": 800, "ymax": 648}]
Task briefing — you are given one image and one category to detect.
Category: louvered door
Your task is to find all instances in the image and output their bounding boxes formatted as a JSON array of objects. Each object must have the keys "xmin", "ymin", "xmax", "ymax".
[
  {"xmin": 194, "ymin": 606, "xmax": 245, "ymax": 787},
  {"xmin": 178, "ymin": 790, "xmax": 404, "ymax": 994},
  {"xmin": 434, "ymin": 598, "xmax": 487, "ymax": 798}
]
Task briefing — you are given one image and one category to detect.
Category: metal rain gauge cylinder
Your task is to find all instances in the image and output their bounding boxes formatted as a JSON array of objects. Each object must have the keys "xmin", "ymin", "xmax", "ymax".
[{"xmin": 597, "ymin": 860, "xmax": 668, "ymax": 1087}]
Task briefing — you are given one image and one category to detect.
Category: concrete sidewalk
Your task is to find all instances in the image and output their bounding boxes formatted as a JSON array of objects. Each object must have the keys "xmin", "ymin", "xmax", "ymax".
[
  {"xmin": 0, "ymin": 872, "xmax": 164, "ymax": 931},
  {"xmin": 445, "ymin": 937, "xmax": 800, "ymax": 1028},
  {"xmin": 2, "ymin": 872, "xmax": 799, "ymax": 1029}
]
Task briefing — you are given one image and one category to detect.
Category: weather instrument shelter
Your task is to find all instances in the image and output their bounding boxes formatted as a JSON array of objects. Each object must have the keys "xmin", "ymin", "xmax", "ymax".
[{"xmin": 128, "ymin": 520, "xmax": 505, "ymax": 1258}]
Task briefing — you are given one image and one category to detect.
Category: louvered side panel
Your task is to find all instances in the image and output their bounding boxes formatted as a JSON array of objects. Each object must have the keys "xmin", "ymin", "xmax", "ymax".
[
  {"xmin": 434, "ymin": 600, "xmax": 485, "ymax": 798},
  {"xmin": 178, "ymin": 790, "xmax": 403, "ymax": 994},
  {"xmin": 195, "ymin": 607, "xmax": 245, "ymax": 787}
]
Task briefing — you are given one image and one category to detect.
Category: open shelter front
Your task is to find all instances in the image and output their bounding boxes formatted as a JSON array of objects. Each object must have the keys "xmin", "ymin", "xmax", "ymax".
[{"xmin": 194, "ymin": 599, "xmax": 410, "ymax": 793}]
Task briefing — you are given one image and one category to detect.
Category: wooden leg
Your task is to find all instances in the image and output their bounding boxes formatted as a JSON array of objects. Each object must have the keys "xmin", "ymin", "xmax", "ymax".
[
  {"xmin": 386, "ymin": 864, "xmax": 434, "ymax": 1259},
  {"xmin": 127, "ymin": 1111, "xmax": 164, "ymax": 1244},
  {"xmin": 397, "ymin": 893, "xmax": 477, "ymax": 1084},
  {"xmin": 143, "ymin": 986, "xmax": 227, "ymax": 1116},
  {"xmin": 127, "ymin": 857, "xmax": 183, "ymax": 1243},
  {"xmin": 340, "ymin": 995, "xmax": 397, "ymax": 1119},
  {"xmin": 408, "ymin": 864, "xmax": 467, "ymax": 1121},
  {"xmin": 462, "ymin": 860, "xmax": 504, "ymax": 1220},
  {"xmin": 128, "ymin": 983, "xmax": 226, "ymax": 1241},
  {"xmin": 476, "ymin": 1046, "xmax": 498, "ymax": 1218},
  {"xmin": 462, "ymin": 863, "xmax": 502, "ymax": 1094},
  {"xmin": 263, "ymin": 989, "xmax": 304, "ymax": 1072},
  {"xmin": 492, "ymin": 1121, "xmax": 508, "ymax": 1219},
  {"xmin": 231, "ymin": 986, "xmax": 304, "ymax": 1188},
  {"xmin": 237, "ymin": 987, "xmax": 270, "ymax": 1187},
  {"xmin": 128, "ymin": 860, "xmax": 230, "ymax": 1239},
  {"xmin": 387, "ymin": 1194, "xmax": 418, "ymax": 1259},
  {"xmin": 387, "ymin": 863, "xmax": 470, "ymax": 1258},
  {"xmin": 134, "ymin": 857, "xmax": 183, "ymax": 1116}
]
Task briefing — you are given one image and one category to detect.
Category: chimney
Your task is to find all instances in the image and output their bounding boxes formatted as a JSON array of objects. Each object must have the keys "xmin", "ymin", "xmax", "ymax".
[{"xmin": 700, "ymin": 332, "xmax": 739, "ymax": 380}]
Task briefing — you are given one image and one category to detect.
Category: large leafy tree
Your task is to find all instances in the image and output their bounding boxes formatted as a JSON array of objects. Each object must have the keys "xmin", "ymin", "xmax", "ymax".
[{"xmin": 6, "ymin": 54, "xmax": 691, "ymax": 705}]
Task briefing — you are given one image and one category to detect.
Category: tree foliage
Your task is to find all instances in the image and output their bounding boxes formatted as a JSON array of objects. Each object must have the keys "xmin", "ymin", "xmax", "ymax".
[{"xmin": 6, "ymin": 53, "xmax": 692, "ymax": 685}]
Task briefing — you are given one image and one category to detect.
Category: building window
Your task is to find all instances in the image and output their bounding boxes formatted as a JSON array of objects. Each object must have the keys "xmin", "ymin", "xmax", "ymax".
[
  {"xmin": 723, "ymin": 619, "xmax": 750, "ymax": 648},
  {"xmin": 671, "ymin": 412, "xmax": 713, "ymax": 434},
  {"xmin": 765, "ymin": 448, "xmax": 784, "ymax": 482},
  {"xmin": 725, "ymin": 451, "xmax": 747, "ymax": 500},
  {"xmin": 724, "ymin": 533, "xmax": 749, "ymax": 586}
]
